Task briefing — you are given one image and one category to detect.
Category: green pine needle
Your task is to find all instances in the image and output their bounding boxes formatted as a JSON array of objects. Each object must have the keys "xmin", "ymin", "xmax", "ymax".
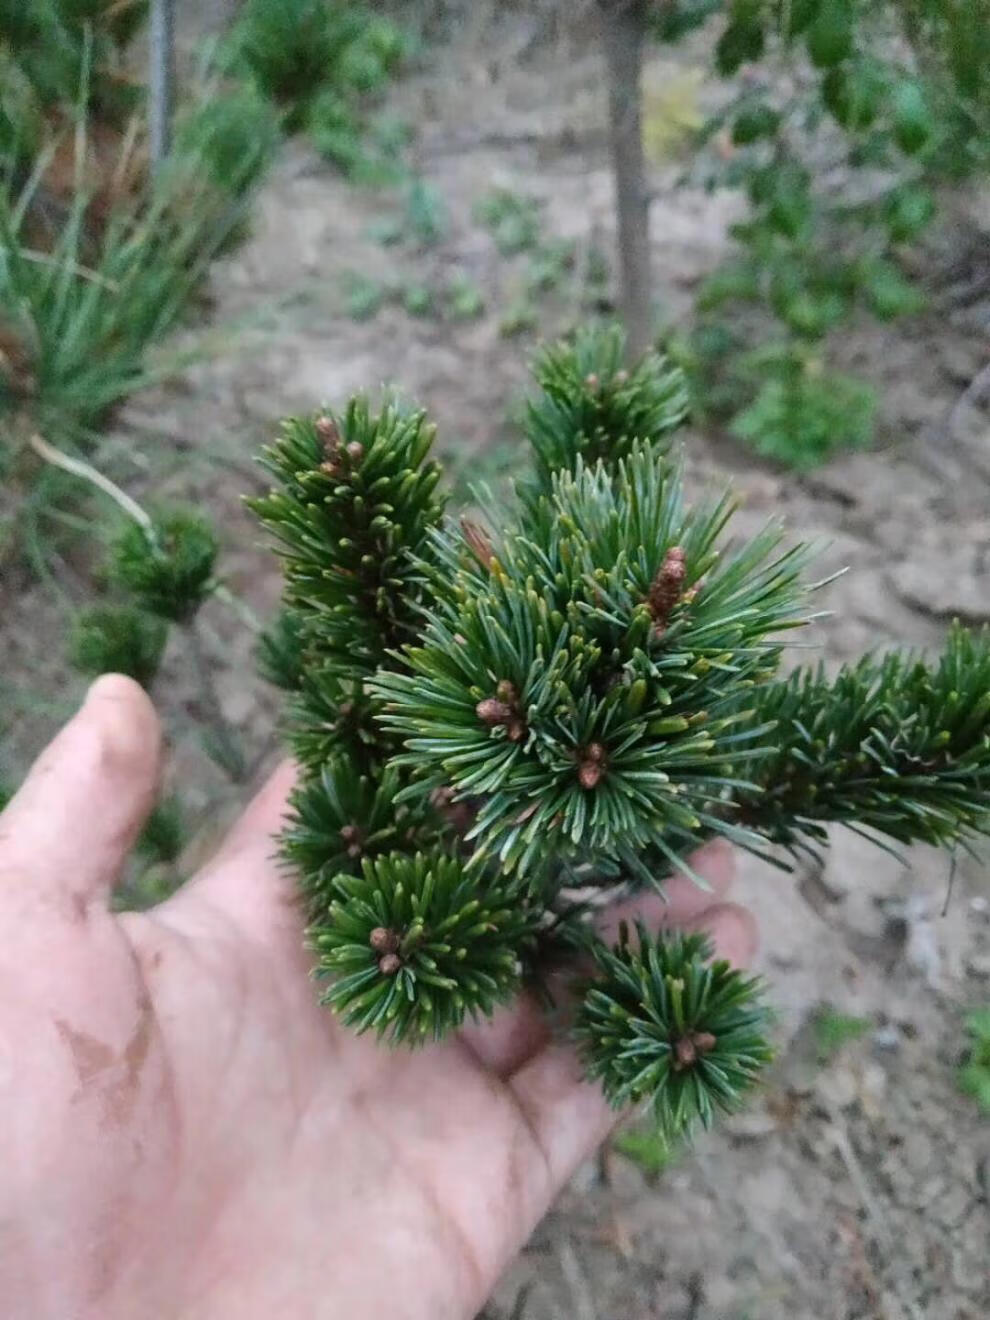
[
  {"xmin": 310, "ymin": 851, "xmax": 540, "ymax": 1043},
  {"xmin": 575, "ymin": 926, "xmax": 772, "ymax": 1136}
]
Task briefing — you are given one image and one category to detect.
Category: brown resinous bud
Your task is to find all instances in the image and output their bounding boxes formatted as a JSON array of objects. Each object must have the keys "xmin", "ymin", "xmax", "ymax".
[
  {"xmin": 461, "ymin": 517, "xmax": 495, "ymax": 569},
  {"xmin": 647, "ymin": 545, "xmax": 688, "ymax": 635},
  {"xmin": 476, "ymin": 681, "xmax": 527, "ymax": 742},
  {"xmin": 672, "ymin": 1030, "xmax": 717, "ymax": 1072},
  {"xmin": 577, "ymin": 740, "xmax": 607, "ymax": 789},
  {"xmin": 370, "ymin": 926, "xmax": 400, "ymax": 955}
]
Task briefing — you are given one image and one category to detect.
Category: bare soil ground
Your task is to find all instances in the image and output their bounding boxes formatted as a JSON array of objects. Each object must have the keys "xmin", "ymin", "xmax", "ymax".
[{"xmin": 2, "ymin": 7, "xmax": 989, "ymax": 1318}]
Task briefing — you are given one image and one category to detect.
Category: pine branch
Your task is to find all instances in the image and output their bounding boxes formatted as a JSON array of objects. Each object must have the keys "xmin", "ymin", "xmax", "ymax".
[
  {"xmin": 372, "ymin": 444, "xmax": 813, "ymax": 878},
  {"xmin": 284, "ymin": 759, "xmax": 439, "ymax": 921},
  {"xmin": 523, "ymin": 323, "xmax": 688, "ymax": 498},
  {"xmin": 251, "ymin": 329, "xmax": 990, "ymax": 1131},
  {"xmin": 575, "ymin": 926, "xmax": 771, "ymax": 1136},
  {"xmin": 739, "ymin": 623, "xmax": 990, "ymax": 853},
  {"xmin": 250, "ymin": 400, "xmax": 445, "ymax": 687},
  {"xmin": 310, "ymin": 851, "xmax": 540, "ymax": 1043}
]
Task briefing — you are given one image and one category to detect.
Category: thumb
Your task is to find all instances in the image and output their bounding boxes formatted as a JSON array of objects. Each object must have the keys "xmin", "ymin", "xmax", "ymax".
[{"xmin": 0, "ymin": 674, "xmax": 161, "ymax": 919}]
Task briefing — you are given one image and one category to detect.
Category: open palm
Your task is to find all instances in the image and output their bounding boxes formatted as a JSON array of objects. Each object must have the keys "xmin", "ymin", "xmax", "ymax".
[{"xmin": 0, "ymin": 676, "xmax": 755, "ymax": 1320}]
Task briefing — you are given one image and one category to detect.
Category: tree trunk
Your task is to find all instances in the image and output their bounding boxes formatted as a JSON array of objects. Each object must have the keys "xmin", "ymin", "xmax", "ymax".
[
  {"xmin": 149, "ymin": 0, "xmax": 176, "ymax": 175},
  {"xmin": 600, "ymin": 0, "xmax": 653, "ymax": 361}
]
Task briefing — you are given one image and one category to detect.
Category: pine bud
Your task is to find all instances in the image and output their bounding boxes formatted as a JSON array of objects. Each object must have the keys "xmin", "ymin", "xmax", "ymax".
[
  {"xmin": 647, "ymin": 545, "xmax": 688, "ymax": 632},
  {"xmin": 673, "ymin": 1030, "xmax": 717, "ymax": 1071},
  {"xmin": 614, "ymin": 369, "xmax": 629, "ymax": 385},
  {"xmin": 345, "ymin": 440, "xmax": 365, "ymax": 463},
  {"xmin": 585, "ymin": 741, "xmax": 606, "ymax": 763},
  {"xmin": 496, "ymin": 679, "xmax": 518, "ymax": 704},
  {"xmin": 673, "ymin": 1036, "xmax": 697, "ymax": 1071},
  {"xmin": 476, "ymin": 697, "xmax": 514, "ymax": 725},
  {"xmin": 578, "ymin": 760, "xmax": 603, "ymax": 790},
  {"xmin": 378, "ymin": 952, "xmax": 402, "ymax": 975},
  {"xmin": 506, "ymin": 719, "xmax": 526, "ymax": 743},
  {"xmin": 370, "ymin": 927, "xmax": 400, "ymax": 955},
  {"xmin": 584, "ymin": 372, "xmax": 600, "ymax": 390},
  {"xmin": 461, "ymin": 517, "xmax": 495, "ymax": 568},
  {"xmin": 315, "ymin": 414, "xmax": 341, "ymax": 453}
]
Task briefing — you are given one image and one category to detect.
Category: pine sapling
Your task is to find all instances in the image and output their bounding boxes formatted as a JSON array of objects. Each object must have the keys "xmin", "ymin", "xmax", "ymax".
[{"xmin": 252, "ymin": 324, "xmax": 990, "ymax": 1138}]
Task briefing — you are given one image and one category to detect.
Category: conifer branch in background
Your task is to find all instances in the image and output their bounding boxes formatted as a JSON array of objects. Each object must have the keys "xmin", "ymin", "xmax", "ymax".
[{"xmin": 254, "ymin": 324, "xmax": 990, "ymax": 1137}]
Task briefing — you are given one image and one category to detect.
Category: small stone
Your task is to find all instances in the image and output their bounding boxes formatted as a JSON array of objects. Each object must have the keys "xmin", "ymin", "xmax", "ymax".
[
  {"xmin": 378, "ymin": 953, "xmax": 402, "ymax": 975},
  {"xmin": 724, "ymin": 1110, "xmax": 779, "ymax": 1140},
  {"xmin": 871, "ymin": 1024, "xmax": 901, "ymax": 1053}
]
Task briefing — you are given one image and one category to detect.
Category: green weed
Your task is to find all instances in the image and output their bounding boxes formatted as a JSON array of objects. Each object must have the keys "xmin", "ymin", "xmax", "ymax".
[
  {"xmin": 526, "ymin": 238, "xmax": 575, "ymax": 294},
  {"xmin": 730, "ymin": 352, "xmax": 876, "ymax": 469},
  {"xmin": 401, "ymin": 282, "xmax": 433, "ymax": 317},
  {"xmin": 811, "ymin": 1005, "xmax": 871, "ymax": 1063},
  {"xmin": 445, "ymin": 272, "xmax": 485, "ymax": 321},
  {"xmin": 474, "ymin": 188, "xmax": 542, "ymax": 255},
  {"xmin": 614, "ymin": 1120, "xmax": 677, "ymax": 1178},
  {"xmin": 342, "ymin": 272, "xmax": 387, "ymax": 320},
  {"xmin": 958, "ymin": 1007, "xmax": 990, "ymax": 1115},
  {"xmin": 498, "ymin": 295, "xmax": 538, "ymax": 338}
]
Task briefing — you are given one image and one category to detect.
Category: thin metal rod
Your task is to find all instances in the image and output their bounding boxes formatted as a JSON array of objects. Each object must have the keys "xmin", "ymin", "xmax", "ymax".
[{"xmin": 149, "ymin": 0, "xmax": 176, "ymax": 174}]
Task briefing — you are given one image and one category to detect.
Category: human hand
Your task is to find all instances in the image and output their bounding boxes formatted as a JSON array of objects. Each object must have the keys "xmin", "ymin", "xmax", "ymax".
[{"xmin": 0, "ymin": 675, "xmax": 757, "ymax": 1320}]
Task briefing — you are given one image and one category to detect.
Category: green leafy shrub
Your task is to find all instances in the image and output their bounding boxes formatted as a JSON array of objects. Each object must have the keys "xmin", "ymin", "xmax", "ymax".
[
  {"xmin": 251, "ymin": 326, "xmax": 990, "ymax": 1137},
  {"xmin": 729, "ymin": 355, "xmax": 876, "ymax": 468},
  {"xmin": 655, "ymin": 0, "xmax": 990, "ymax": 464}
]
